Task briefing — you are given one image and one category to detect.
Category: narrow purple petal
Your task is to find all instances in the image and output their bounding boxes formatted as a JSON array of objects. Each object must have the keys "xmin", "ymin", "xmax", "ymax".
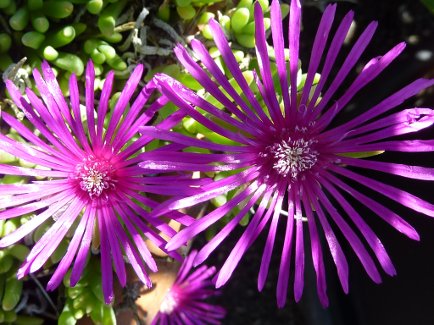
[
  {"xmin": 195, "ymin": 183, "xmax": 265, "ymax": 266},
  {"xmin": 104, "ymin": 64, "xmax": 143, "ymax": 144},
  {"xmin": 299, "ymin": 4, "xmax": 336, "ymax": 108},
  {"xmin": 288, "ymin": 0, "xmax": 302, "ymax": 117},
  {"xmin": 338, "ymin": 156, "xmax": 434, "ymax": 181},
  {"xmin": 254, "ymin": 2, "xmax": 283, "ymax": 123},
  {"xmin": 215, "ymin": 188, "xmax": 278, "ymax": 288},
  {"xmin": 320, "ymin": 176, "xmax": 396, "ymax": 276},
  {"xmin": 258, "ymin": 187, "xmax": 285, "ymax": 292},
  {"xmin": 47, "ymin": 207, "xmax": 91, "ymax": 290},
  {"xmin": 331, "ymin": 165, "xmax": 434, "ymax": 218},
  {"xmin": 70, "ymin": 207, "xmax": 96, "ymax": 286},
  {"xmin": 85, "ymin": 61, "xmax": 97, "ymax": 143},
  {"xmin": 167, "ymin": 177, "xmax": 259, "ymax": 252},
  {"xmin": 98, "ymin": 211, "xmax": 114, "ymax": 304},
  {"xmin": 293, "ymin": 192, "xmax": 305, "ymax": 301},
  {"xmin": 325, "ymin": 171, "xmax": 420, "ymax": 240}
]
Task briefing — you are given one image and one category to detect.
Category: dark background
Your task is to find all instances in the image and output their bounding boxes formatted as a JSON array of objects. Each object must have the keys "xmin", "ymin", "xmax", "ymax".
[{"xmin": 207, "ymin": 1, "xmax": 434, "ymax": 324}]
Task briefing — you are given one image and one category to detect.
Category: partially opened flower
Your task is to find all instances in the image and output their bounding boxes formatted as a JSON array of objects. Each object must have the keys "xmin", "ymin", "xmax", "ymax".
[
  {"xmin": 0, "ymin": 60, "xmax": 195, "ymax": 303},
  {"xmin": 152, "ymin": 250, "xmax": 226, "ymax": 325},
  {"xmin": 140, "ymin": 0, "xmax": 434, "ymax": 307}
]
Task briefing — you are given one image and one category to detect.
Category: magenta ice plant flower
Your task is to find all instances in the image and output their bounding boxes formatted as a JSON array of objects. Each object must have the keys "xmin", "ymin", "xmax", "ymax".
[
  {"xmin": 0, "ymin": 60, "xmax": 196, "ymax": 303},
  {"xmin": 152, "ymin": 250, "xmax": 226, "ymax": 325},
  {"xmin": 139, "ymin": 0, "xmax": 434, "ymax": 307}
]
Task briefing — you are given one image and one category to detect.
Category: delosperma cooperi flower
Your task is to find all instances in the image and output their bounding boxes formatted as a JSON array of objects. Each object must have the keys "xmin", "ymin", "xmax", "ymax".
[
  {"xmin": 139, "ymin": 0, "xmax": 434, "ymax": 307},
  {"xmin": 0, "ymin": 60, "xmax": 196, "ymax": 303}
]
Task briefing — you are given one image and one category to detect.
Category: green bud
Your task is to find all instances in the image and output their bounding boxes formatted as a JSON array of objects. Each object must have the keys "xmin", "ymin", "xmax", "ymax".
[
  {"xmin": 50, "ymin": 239, "xmax": 68, "ymax": 264},
  {"xmin": 198, "ymin": 11, "xmax": 214, "ymax": 25},
  {"xmin": 201, "ymin": 24, "xmax": 213, "ymax": 40},
  {"xmin": 45, "ymin": 26, "xmax": 76, "ymax": 48},
  {"xmin": 72, "ymin": 22, "xmax": 87, "ymax": 36},
  {"xmin": 2, "ymin": 0, "xmax": 16, "ymax": 15},
  {"xmin": 0, "ymin": 174, "xmax": 23, "ymax": 185},
  {"xmin": 31, "ymin": 13, "xmax": 50, "ymax": 33},
  {"xmin": 241, "ymin": 21, "xmax": 255, "ymax": 35},
  {"xmin": 90, "ymin": 48, "xmax": 105, "ymax": 65},
  {"xmin": 176, "ymin": 0, "xmax": 191, "ymax": 7},
  {"xmin": 59, "ymin": 73, "xmax": 71, "ymax": 96},
  {"xmin": 157, "ymin": 2, "xmax": 170, "ymax": 21},
  {"xmin": 73, "ymin": 308, "xmax": 84, "ymax": 319},
  {"xmin": 232, "ymin": 49, "xmax": 245, "ymax": 62},
  {"xmin": 257, "ymin": 0, "xmax": 269, "ymax": 11},
  {"xmin": 219, "ymin": 15, "xmax": 231, "ymax": 33},
  {"xmin": 177, "ymin": 4, "xmax": 196, "ymax": 20},
  {"xmin": 18, "ymin": 157, "xmax": 36, "ymax": 168},
  {"xmin": 90, "ymin": 305, "xmax": 103, "ymax": 323},
  {"xmin": 0, "ymin": 148, "xmax": 16, "ymax": 163},
  {"xmin": 3, "ymin": 310, "xmax": 17, "ymax": 323},
  {"xmin": 22, "ymin": 31, "xmax": 46, "ymax": 49},
  {"xmin": 0, "ymin": 274, "xmax": 4, "ymax": 301},
  {"xmin": 93, "ymin": 63, "xmax": 103, "ymax": 76},
  {"xmin": 263, "ymin": 17, "xmax": 271, "ymax": 30},
  {"xmin": 209, "ymin": 46, "xmax": 220, "ymax": 58},
  {"xmin": 14, "ymin": 315, "xmax": 45, "ymax": 325},
  {"xmin": 43, "ymin": 1, "xmax": 74, "ymax": 19},
  {"xmin": 102, "ymin": 32, "xmax": 123, "ymax": 43},
  {"xmin": 0, "ymin": 33, "xmax": 11, "ymax": 53},
  {"xmin": 8, "ymin": 244, "xmax": 30, "ymax": 261},
  {"xmin": 101, "ymin": 305, "xmax": 116, "ymax": 325},
  {"xmin": 27, "ymin": 0, "xmax": 43, "ymax": 10},
  {"xmin": 211, "ymin": 194, "xmax": 227, "ymax": 207},
  {"xmin": 0, "ymin": 255, "xmax": 13, "ymax": 273},
  {"xmin": 205, "ymin": 225, "xmax": 217, "ymax": 241},
  {"xmin": 87, "ymin": 0, "xmax": 103, "ymax": 14},
  {"xmin": 53, "ymin": 53, "xmax": 84, "ymax": 75},
  {"xmin": 231, "ymin": 8, "xmax": 250, "ymax": 33},
  {"xmin": 0, "ymin": 0, "xmax": 11, "ymax": 9},
  {"xmin": 90, "ymin": 281, "xmax": 105, "ymax": 303},
  {"xmin": 2, "ymin": 219, "xmax": 18, "ymax": 236},
  {"xmin": 281, "ymin": 3, "xmax": 290, "ymax": 18},
  {"xmin": 106, "ymin": 54, "xmax": 126, "ymax": 70},
  {"xmin": 9, "ymin": 7, "xmax": 30, "ymax": 31},
  {"xmin": 2, "ymin": 275, "xmax": 23, "ymax": 311},
  {"xmin": 98, "ymin": 0, "xmax": 127, "ymax": 36},
  {"xmin": 98, "ymin": 44, "xmax": 116, "ymax": 60},
  {"xmin": 182, "ymin": 117, "xmax": 198, "ymax": 133},
  {"xmin": 237, "ymin": 0, "xmax": 253, "ymax": 9},
  {"xmin": 235, "ymin": 33, "xmax": 255, "ymax": 48},
  {"xmin": 58, "ymin": 309, "xmax": 76, "ymax": 325},
  {"xmin": 84, "ymin": 39, "xmax": 97, "ymax": 54},
  {"xmin": 43, "ymin": 46, "xmax": 59, "ymax": 61}
]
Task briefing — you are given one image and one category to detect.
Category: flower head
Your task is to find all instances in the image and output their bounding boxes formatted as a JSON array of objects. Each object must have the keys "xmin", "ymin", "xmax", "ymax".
[
  {"xmin": 152, "ymin": 250, "xmax": 226, "ymax": 325},
  {"xmin": 0, "ymin": 60, "xmax": 194, "ymax": 303},
  {"xmin": 140, "ymin": 0, "xmax": 434, "ymax": 307}
]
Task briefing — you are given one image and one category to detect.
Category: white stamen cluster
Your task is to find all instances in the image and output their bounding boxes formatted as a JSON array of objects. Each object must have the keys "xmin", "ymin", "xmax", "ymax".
[
  {"xmin": 268, "ymin": 137, "xmax": 318, "ymax": 179},
  {"xmin": 75, "ymin": 158, "xmax": 116, "ymax": 199},
  {"xmin": 159, "ymin": 290, "xmax": 178, "ymax": 314}
]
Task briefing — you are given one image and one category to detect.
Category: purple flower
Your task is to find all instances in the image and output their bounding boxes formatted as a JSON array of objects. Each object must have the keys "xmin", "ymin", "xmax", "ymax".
[
  {"xmin": 152, "ymin": 250, "xmax": 226, "ymax": 325},
  {"xmin": 0, "ymin": 61, "xmax": 195, "ymax": 303},
  {"xmin": 140, "ymin": 0, "xmax": 434, "ymax": 307}
]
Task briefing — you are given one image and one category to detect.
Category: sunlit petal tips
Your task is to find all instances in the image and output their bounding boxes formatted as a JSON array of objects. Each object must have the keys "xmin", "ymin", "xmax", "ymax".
[
  {"xmin": 142, "ymin": 0, "xmax": 434, "ymax": 307},
  {"xmin": 0, "ymin": 60, "xmax": 194, "ymax": 304}
]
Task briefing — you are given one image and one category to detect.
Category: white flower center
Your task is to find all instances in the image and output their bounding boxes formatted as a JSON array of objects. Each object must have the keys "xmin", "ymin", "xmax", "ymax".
[
  {"xmin": 159, "ymin": 290, "xmax": 178, "ymax": 314},
  {"xmin": 75, "ymin": 157, "xmax": 116, "ymax": 199},
  {"xmin": 267, "ymin": 137, "xmax": 318, "ymax": 179}
]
